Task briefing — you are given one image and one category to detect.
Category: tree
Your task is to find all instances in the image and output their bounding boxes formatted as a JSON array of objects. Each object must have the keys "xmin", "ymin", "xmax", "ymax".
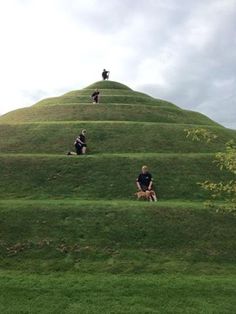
[{"xmin": 184, "ymin": 128, "xmax": 236, "ymax": 213}]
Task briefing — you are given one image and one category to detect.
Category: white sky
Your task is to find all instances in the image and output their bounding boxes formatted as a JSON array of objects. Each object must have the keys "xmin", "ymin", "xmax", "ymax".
[{"xmin": 0, "ymin": 0, "xmax": 235, "ymax": 129}]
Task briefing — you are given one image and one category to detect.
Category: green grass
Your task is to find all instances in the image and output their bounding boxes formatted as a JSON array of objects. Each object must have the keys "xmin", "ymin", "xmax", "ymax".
[
  {"xmin": 0, "ymin": 122, "xmax": 234, "ymax": 154},
  {"xmin": 29, "ymin": 81, "xmax": 167, "ymax": 107},
  {"xmin": 0, "ymin": 198, "xmax": 207, "ymax": 209},
  {"xmin": 83, "ymin": 80, "xmax": 133, "ymax": 90},
  {"xmin": 0, "ymin": 153, "xmax": 234, "ymax": 199},
  {"xmin": 0, "ymin": 199, "xmax": 235, "ymax": 274},
  {"xmin": 0, "ymin": 272, "xmax": 235, "ymax": 313},
  {"xmin": 0, "ymin": 103, "xmax": 218, "ymax": 125},
  {"xmin": 0, "ymin": 199, "xmax": 235, "ymax": 313},
  {"xmin": 34, "ymin": 94, "xmax": 163, "ymax": 106},
  {"xmin": 1, "ymin": 80, "xmax": 235, "ymax": 313},
  {"xmin": 0, "ymin": 80, "xmax": 219, "ymax": 127}
]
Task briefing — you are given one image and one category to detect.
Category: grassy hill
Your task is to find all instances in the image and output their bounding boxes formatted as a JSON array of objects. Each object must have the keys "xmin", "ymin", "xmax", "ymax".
[
  {"xmin": 0, "ymin": 80, "xmax": 235, "ymax": 200},
  {"xmin": 0, "ymin": 80, "xmax": 236, "ymax": 313},
  {"xmin": 1, "ymin": 80, "xmax": 218, "ymax": 125}
]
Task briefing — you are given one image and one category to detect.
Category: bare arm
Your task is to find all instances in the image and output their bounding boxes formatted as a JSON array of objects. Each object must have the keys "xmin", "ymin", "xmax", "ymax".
[
  {"xmin": 148, "ymin": 180, "xmax": 153, "ymax": 190},
  {"xmin": 75, "ymin": 136, "xmax": 85, "ymax": 145},
  {"xmin": 78, "ymin": 138, "xmax": 85, "ymax": 145},
  {"xmin": 136, "ymin": 180, "xmax": 142, "ymax": 191}
]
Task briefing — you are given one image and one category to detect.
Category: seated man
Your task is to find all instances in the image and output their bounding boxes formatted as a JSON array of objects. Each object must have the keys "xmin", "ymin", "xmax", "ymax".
[
  {"xmin": 102, "ymin": 69, "xmax": 110, "ymax": 80},
  {"xmin": 136, "ymin": 165, "xmax": 157, "ymax": 201}
]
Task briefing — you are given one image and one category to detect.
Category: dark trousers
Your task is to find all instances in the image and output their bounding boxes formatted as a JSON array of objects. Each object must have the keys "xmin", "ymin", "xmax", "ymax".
[
  {"xmin": 93, "ymin": 96, "xmax": 99, "ymax": 103},
  {"xmin": 75, "ymin": 143, "xmax": 82, "ymax": 155}
]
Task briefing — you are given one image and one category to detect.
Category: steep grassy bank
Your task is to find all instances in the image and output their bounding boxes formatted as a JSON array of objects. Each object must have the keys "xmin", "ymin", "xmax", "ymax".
[
  {"xmin": 0, "ymin": 122, "xmax": 234, "ymax": 154},
  {"xmin": 0, "ymin": 153, "xmax": 233, "ymax": 200},
  {"xmin": 0, "ymin": 200, "xmax": 235, "ymax": 274}
]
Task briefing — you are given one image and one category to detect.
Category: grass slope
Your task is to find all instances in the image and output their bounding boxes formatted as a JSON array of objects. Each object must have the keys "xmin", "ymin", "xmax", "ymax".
[
  {"xmin": 0, "ymin": 200, "xmax": 235, "ymax": 274},
  {"xmin": 0, "ymin": 154, "xmax": 233, "ymax": 200},
  {"xmin": 84, "ymin": 80, "xmax": 133, "ymax": 90},
  {"xmin": 0, "ymin": 80, "xmax": 219, "ymax": 127},
  {"xmin": 0, "ymin": 272, "xmax": 235, "ymax": 313},
  {"xmin": 0, "ymin": 122, "xmax": 234, "ymax": 154},
  {"xmin": 0, "ymin": 80, "xmax": 236, "ymax": 313},
  {"xmin": 0, "ymin": 200, "xmax": 235, "ymax": 313},
  {"xmin": 0, "ymin": 104, "xmax": 218, "ymax": 125},
  {"xmin": 30, "ymin": 81, "xmax": 171, "ymax": 107}
]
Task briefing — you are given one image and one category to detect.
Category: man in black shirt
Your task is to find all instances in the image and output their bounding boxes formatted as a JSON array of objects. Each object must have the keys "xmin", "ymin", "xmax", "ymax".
[
  {"xmin": 136, "ymin": 165, "xmax": 157, "ymax": 201},
  {"xmin": 67, "ymin": 129, "xmax": 87, "ymax": 155},
  {"xmin": 75, "ymin": 129, "xmax": 87, "ymax": 154},
  {"xmin": 91, "ymin": 89, "xmax": 100, "ymax": 104},
  {"xmin": 102, "ymin": 69, "xmax": 110, "ymax": 80}
]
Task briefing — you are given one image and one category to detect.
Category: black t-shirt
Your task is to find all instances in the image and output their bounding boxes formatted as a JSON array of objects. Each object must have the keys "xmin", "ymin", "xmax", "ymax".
[
  {"xmin": 102, "ymin": 70, "xmax": 108, "ymax": 77},
  {"xmin": 75, "ymin": 134, "xmax": 85, "ymax": 146},
  {"xmin": 92, "ymin": 91, "xmax": 100, "ymax": 97},
  {"xmin": 79, "ymin": 134, "xmax": 86, "ymax": 143},
  {"xmin": 137, "ymin": 172, "xmax": 153, "ymax": 187}
]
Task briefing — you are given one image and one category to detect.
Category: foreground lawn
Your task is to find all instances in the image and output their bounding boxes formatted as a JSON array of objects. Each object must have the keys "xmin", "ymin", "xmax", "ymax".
[
  {"xmin": 0, "ymin": 272, "xmax": 235, "ymax": 314},
  {"xmin": 0, "ymin": 199, "xmax": 235, "ymax": 313},
  {"xmin": 0, "ymin": 199, "xmax": 235, "ymax": 274}
]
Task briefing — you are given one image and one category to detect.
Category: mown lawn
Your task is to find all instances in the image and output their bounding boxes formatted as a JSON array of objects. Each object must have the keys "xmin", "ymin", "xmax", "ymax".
[
  {"xmin": 0, "ymin": 200, "xmax": 235, "ymax": 274},
  {"xmin": 0, "ymin": 272, "xmax": 235, "ymax": 313},
  {"xmin": 0, "ymin": 122, "xmax": 234, "ymax": 154},
  {"xmin": 0, "ymin": 154, "xmax": 233, "ymax": 200},
  {"xmin": 0, "ymin": 180, "xmax": 235, "ymax": 314}
]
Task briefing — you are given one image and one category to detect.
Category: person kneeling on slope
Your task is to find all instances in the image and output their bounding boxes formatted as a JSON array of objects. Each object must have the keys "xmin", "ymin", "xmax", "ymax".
[
  {"xmin": 67, "ymin": 129, "xmax": 87, "ymax": 155},
  {"xmin": 91, "ymin": 88, "xmax": 100, "ymax": 104},
  {"xmin": 136, "ymin": 165, "xmax": 157, "ymax": 201}
]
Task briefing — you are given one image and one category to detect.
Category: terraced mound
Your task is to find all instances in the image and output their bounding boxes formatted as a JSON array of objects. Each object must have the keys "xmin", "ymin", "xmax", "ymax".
[
  {"xmin": 1, "ymin": 81, "xmax": 236, "ymax": 313},
  {"xmin": 0, "ymin": 80, "xmax": 235, "ymax": 200}
]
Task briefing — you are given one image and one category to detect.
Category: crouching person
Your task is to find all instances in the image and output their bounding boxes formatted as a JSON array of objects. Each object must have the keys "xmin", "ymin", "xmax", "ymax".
[
  {"xmin": 91, "ymin": 88, "xmax": 100, "ymax": 104},
  {"xmin": 67, "ymin": 129, "xmax": 87, "ymax": 155},
  {"xmin": 136, "ymin": 165, "xmax": 157, "ymax": 201},
  {"xmin": 75, "ymin": 129, "xmax": 87, "ymax": 154}
]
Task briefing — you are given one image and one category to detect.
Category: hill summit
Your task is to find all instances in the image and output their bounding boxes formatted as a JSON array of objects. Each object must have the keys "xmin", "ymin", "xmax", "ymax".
[
  {"xmin": 84, "ymin": 80, "xmax": 132, "ymax": 90},
  {"xmin": 0, "ymin": 80, "xmax": 220, "ymax": 125}
]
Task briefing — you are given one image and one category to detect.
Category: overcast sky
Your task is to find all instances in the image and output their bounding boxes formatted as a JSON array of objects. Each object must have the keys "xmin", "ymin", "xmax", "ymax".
[{"xmin": 0, "ymin": 0, "xmax": 235, "ymax": 129}]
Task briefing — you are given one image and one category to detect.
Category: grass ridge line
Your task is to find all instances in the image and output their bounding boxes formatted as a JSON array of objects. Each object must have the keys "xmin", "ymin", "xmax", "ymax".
[
  {"xmin": 0, "ymin": 120, "xmax": 225, "ymax": 128},
  {"xmin": 0, "ymin": 152, "xmax": 215, "ymax": 158}
]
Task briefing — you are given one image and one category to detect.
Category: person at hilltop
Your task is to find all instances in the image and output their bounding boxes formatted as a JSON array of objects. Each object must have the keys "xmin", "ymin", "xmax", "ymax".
[
  {"xmin": 91, "ymin": 88, "xmax": 100, "ymax": 104},
  {"xmin": 67, "ymin": 129, "xmax": 87, "ymax": 155},
  {"xmin": 102, "ymin": 69, "xmax": 110, "ymax": 80},
  {"xmin": 136, "ymin": 165, "xmax": 158, "ymax": 201}
]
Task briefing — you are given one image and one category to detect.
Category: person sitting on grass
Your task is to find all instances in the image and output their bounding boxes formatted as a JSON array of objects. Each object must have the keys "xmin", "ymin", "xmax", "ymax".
[
  {"xmin": 91, "ymin": 88, "xmax": 100, "ymax": 104},
  {"xmin": 67, "ymin": 129, "xmax": 87, "ymax": 155},
  {"xmin": 136, "ymin": 165, "xmax": 157, "ymax": 201}
]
